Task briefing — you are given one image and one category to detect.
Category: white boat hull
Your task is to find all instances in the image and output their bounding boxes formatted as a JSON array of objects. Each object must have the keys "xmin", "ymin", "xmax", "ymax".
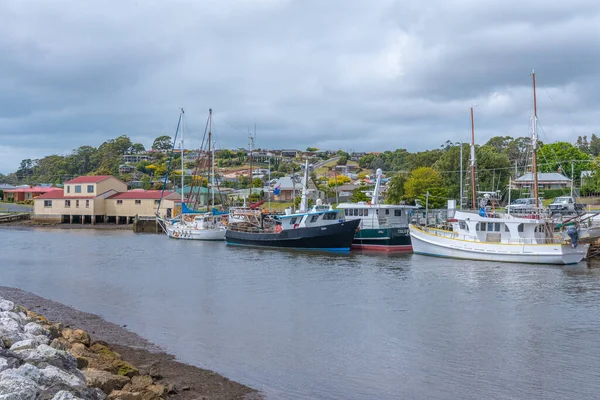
[
  {"xmin": 409, "ymin": 225, "xmax": 589, "ymax": 265},
  {"xmin": 166, "ymin": 226, "xmax": 226, "ymax": 241}
]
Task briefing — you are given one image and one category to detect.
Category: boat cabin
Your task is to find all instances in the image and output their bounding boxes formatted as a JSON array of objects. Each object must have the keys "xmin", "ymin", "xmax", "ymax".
[
  {"xmin": 275, "ymin": 204, "xmax": 343, "ymax": 231},
  {"xmin": 337, "ymin": 202, "xmax": 419, "ymax": 230}
]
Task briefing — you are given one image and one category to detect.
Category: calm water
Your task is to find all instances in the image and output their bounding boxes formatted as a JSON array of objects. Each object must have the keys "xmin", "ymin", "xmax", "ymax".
[{"xmin": 2, "ymin": 227, "xmax": 600, "ymax": 399}]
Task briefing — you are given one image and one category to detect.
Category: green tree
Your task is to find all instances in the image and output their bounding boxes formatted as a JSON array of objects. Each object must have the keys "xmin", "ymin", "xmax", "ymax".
[
  {"xmin": 386, "ymin": 174, "xmax": 406, "ymax": 204},
  {"xmin": 0, "ymin": 190, "xmax": 4, "ymax": 200},
  {"xmin": 350, "ymin": 187, "xmax": 369, "ymax": 202},
  {"xmin": 337, "ymin": 156, "xmax": 348, "ymax": 166},
  {"xmin": 404, "ymin": 167, "xmax": 446, "ymax": 208},
  {"xmin": 306, "ymin": 147, "xmax": 318, "ymax": 152},
  {"xmin": 141, "ymin": 175, "xmax": 152, "ymax": 190},
  {"xmin": 131, "ymin": 143, "xmax": 146, "ymax": 154},
  {"xmin": 589, "ymin": 134, "xmax": 600, "ymax": 157},
  {"xmin": 152, "ymin": 135, "xmax": 172, "ymax": 152},
  {"xmin": 537, "ymin": 142, "xmax": 592, "ymax": 186}
]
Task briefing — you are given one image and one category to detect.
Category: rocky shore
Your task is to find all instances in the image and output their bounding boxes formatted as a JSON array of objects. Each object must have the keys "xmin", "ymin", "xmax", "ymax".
[{"xmin": 0, "ymin": 288, "xmax": 260, "ymax": 400}]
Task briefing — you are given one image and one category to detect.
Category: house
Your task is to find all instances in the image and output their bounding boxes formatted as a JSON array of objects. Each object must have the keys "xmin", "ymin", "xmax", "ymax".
[
  {"xmin": 122, "ymin": 154, "xmax": 151, "ymax": 163},
  {"xmin": 271, "ymin": 176, "xmax": 323, "ymax": 201},
  {"xmin": 281, "ymin": 149, "xmax": 301, "ymax": 158},
  {"xmin": 0, "ymin": 184, "xmax": 16, "ymax": 191},
  {"xmin": 350, "ymin": 152, "xmax": 367, "ymax": 161},
  {"xmin": 105, "ymin": 190, "xmax": 178, "ymax": 224},
  {"xmin": 513, "ymin": 172, "xmax": 572, "ymax": 190},
  {"xmin": 174, "ymin": 186, "xmax": 226, "ymax": 206},
  {"xmin": 119, "ymin": 164, "xmax": 136, "ymax": 174},
  {"xmin": 4, "ymin": 186, "xmax": 63, "ymax": 203},
  {"xmin": 33, "ymin": 176, "xmax": 127, "ymax": 224}
]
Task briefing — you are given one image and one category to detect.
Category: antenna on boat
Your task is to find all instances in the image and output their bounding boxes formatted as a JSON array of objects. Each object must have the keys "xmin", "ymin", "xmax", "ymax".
[
  {"xmin": 371, "ymin": 168, "xmax": 382, "ymax": 206},
  {"xmin": 470, "ymin": 107, "xmax": 477, "ymax": 210},
  {"xmin": 531, "ymin": 70, "xmax": 540, "ymax": 210}
]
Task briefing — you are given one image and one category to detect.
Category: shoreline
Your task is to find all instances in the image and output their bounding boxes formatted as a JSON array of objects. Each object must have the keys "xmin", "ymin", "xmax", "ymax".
[
  {"xmin": 0, "ymin": 221, "xmax": 134, "ymax": 231},
  {"xmin": 0, "ymin": 286, "xmax": 261, "ymax": 400}
]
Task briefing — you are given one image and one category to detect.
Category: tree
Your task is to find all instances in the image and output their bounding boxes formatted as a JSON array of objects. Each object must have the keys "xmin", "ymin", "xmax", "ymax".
[
  {"xmin": 350, "ymin": 188, "xmax": 369, "ymax": 202},
  {"xmin": 328, "ymin": 175, "xmax": 351, "ymax": 187},
  {"xmin": 306, "ymin": 147, "xmax": 318, "ymax": 152},
  {"xmin": 404, "ymin": 167, "xmax": 446, "ymax": 208},
  {"xmin": 386, "ymin": 174, "xmax": 406, "ymax": 204},
  {"xmin": 141, "ymin": 175, "xmax": 152, "ymax": 190},
  {"xmin": 337, "ymin": 156, "xmax": 348, "ymax": 166},
  {"xmin": 131, "ymin": 143, "xmax": 146, "ymax": 154},
  {"xmin": 589, "ymin": 134, "xmax": 600, "ymax": 157},
  {"xmin": 152, "ymin": 135, "xmax": 172, "ymax": 152},
  {"xmin": 0, "ymin": 190, "xmax": 3, "ymax": 201},
  {"xmin": 537, "ymin": 142, "xmax": 592, "ymax": 186}
]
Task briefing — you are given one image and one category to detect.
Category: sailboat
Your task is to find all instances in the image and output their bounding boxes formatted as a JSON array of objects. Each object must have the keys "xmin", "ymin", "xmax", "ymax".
[
  {"xmin": 158, "ymin": 109, "xmax": 227, "ymax": 241},
  {"xmin": 409, "ymin": 72, "xmax": 590, "ymax": 265}
]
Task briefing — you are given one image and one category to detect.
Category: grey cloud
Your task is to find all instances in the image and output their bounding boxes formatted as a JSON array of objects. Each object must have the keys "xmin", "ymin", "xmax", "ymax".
[{"xmin": 1, "ymin": 0, "xmax": 599, "ymax": 173}]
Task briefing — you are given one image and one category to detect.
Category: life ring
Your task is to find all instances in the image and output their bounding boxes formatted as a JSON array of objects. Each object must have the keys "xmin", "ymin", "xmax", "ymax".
[
  {"xmin": 293, "ymin": 223, "xmax": 300, "ymax": 229},
  {"xmin": 174, "ymin": 232, "xmax": 179, "ymax": 237}
]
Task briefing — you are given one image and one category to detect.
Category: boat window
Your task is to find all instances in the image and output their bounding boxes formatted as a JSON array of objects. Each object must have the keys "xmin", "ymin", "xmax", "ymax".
[
  {"xmin": 494, "ymin": 223, "xmax": 500, "ymax": 232},
  {"xmin": 353, "ymin": 209, "xmax": 358, "ymax": 216},
  {"xmin": 459, "ymin": 221, "xmax": 466, "ymax": 230},
  {"xmin": 385, "ymin": 209, "xmax": 389, "ymax": 215},
  {"xmin": 475, "ymin": 223, "xmax": 480, "ymax": 231},
  {"xmin": 310, "ymin": 215, "xmax": 319, "ymax": 223},
  {"xmin": 359, "ymin": 209, "xmax": 364, "ymax": 216},
  {"xmin": 323, "ymin": 212, "xmax": 338, "ymax": 220},
  {"xmin": 394, "ymin": 210, "xmax": 401, "ymax": 216},
  {"xmin": 488, "ymin": 223, "xmax": 494, "ymax": 231},
  {"xmin": 290, "ymin": 217, "xmax": 297, "ymax": 225},
  {"xmin": 344, "ymin": 209, "xmax": 349, "ymax": 216},
  {"xmin": 505, "ymin": 225, "xmax": 510, "ymax": 232},
  {"xmin": 518, "ymin": 223, "xmax": 524, "ymax": 232}
]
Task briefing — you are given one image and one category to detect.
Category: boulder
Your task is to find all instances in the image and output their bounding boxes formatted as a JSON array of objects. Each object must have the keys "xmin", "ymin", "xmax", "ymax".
[
  {"xmin": 51, "ymin": 390, "xmax": 84, "ymax": 400},
  {"xmin": 0, "ymin": 299, "xmax": 15, "ymax": 312},
  {"xmin": 46, "ymin": 324, "xmax": 63, "ymax": 341},
  {"xmin": 24, "ymin": 323, "xmax": 49, "ymax": 337},
  {"xmin": 0, "ymin": 312, "xmax": 27, "ymax": 324},
  {"xmin": 0, "ymin": 372, "xmax": 40, "ymax": 400},
  {"xmin": 128, "ymin": 376, "xmax": 152, "ymax": 392},
  {"xmin": 62, "ymin": 330, "xmax": 91, "ymax": 347},
  {"xmin": 50, "ymin": 338, "xmax": 72, "ymax": 352},
  {"xmin": 83, "ymin": 369, "xmax": 130, "ymax": 395},
  {"xmin": 10, "ymin": 337, "xmax": 50, "ymax": 352},
  {"xmin": 107, "ymin": 390, "xmax": 144, "ymax": 400},
  {"xmin": 144, "ymin": 385, "xmax": 166, "ymax": 398},
  {"xmin": 16, "ymin": 345, "xmax": 78, "ymax": 372},
  {"xmin": 72, "ymin": 344, "xmax": 137, "ymax": 377},
  {"xmin": 37, "ymin": 383, "xmax": 106, "ymax": 400}
]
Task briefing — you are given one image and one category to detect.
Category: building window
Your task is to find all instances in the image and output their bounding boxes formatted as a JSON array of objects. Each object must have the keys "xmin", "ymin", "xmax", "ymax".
[
  {"xmin": 44, "ymin": 200, "xmax": 52, "ymax": 208},
  {"xmin": 65, "ymin": 200, "xmax": 71, "ymax": 208},
  {"xmin": 117, "ymin": 200, "xmax": 123, "ymax": 205},
  {"xmin": 76, "ymin": 200, "xmax": 80, "ymax": 208},
  {"xmin": 135, "ymin": 200, "xmax": 141, "ymax": 205},
  {"xmin": 394, "ymin": 210, "xmax": 402, "ymax": 216},
  {"xmin": 67, "ymin": 186, "xmax": 70, "ymax": 194},
  {"xmin": 87, "ymin": 185, "xmax": 94, "ymax": 193},
  {"xmin": 154, "ymin": 200, "xmax": 160, "ymax": 205},
  {"xmin": 85, "ymin": 200, "xmax": 90, "ymax": 208},
  {"xmin": 75, "ymin": 185, "xmax": 81, "ymax": 193}
]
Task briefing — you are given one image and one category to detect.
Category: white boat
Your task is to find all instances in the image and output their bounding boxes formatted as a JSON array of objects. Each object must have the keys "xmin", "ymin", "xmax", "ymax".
[
  {"xmin": 157, "ymin": 109, "xmax": 227, "ymax": 241},
  {"xmin": 409, "ymin": 71, "xmax": 590, "ymax": 265},
  {"xmin": 410, "ymin": 208, "xmax": 589, "ymax": 265}
]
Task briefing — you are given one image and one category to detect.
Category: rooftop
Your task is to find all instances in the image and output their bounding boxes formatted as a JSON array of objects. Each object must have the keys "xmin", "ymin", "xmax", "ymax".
[
  {"xmin": 4, "ymin": 187, "xmax": 62, "ymax": 193},
  {"xmin": 108, "ymin": 190, "xmax": 176, "ymax": 200},
  {"xmin": 65, "ymin": 175, "xmax": 113, "ymax": 184},
  {"xmin": 515, "ymin": 172, "xmax": 571, "ymax": 182}
]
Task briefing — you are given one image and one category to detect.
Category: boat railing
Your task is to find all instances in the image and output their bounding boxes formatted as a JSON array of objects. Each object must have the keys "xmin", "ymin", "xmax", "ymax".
[{"xmin": 416, "ymin": 225, "xmax": 567, "ymax": 245}]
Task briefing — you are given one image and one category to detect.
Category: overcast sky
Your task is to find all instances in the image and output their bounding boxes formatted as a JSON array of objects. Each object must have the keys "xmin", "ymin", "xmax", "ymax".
[{"xmin": 1, "ymin": 0, "xmax": 599, "ymax": 173}]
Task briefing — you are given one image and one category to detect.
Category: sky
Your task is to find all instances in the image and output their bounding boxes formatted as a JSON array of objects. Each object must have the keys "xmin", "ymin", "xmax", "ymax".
[{"xmin": 1, "ymin": 0, "xmax": 599, "ymax": 173}]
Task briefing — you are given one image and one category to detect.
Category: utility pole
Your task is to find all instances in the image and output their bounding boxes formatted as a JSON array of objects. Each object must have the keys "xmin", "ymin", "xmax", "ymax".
[
  {"xmin": 571, "ymin": 161, "xmax": 574, "ymax": 197},
  {"xmin": 425, "ymin": 191, "xmax": 430, "ymax": 226}
]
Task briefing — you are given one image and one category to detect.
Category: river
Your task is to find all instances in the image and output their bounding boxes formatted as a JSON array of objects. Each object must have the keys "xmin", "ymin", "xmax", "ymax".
[{"xmin": 1, "ymin": 227, "xmax": 600, "ymax": 399}]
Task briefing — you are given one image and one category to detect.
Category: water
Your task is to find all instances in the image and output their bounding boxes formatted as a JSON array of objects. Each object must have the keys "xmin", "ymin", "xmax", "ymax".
[{"xmin": 2, "ymin": 227, "xmax": 600, "ymax": 399}]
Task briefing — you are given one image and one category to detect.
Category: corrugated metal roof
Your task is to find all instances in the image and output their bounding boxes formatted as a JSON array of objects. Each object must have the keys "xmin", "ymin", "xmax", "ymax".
[
  {"xmin": 515, "ymin": 172, "xmax": 571, "ymax": 182},
  {"xmin": 65, "ymin": 175, "xmax": 113, "ymax": 184}
]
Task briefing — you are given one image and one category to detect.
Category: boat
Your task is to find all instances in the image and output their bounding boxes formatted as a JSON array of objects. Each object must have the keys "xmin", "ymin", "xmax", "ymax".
[
  {"xmin": 337, "ymin": 168, "xmax": 419, "ymax": 251},
  {"xmin": 225, "ymin": 161, "xmax": 360, "ymax": 252},
  {"xmin": 158, "ymin": 109, "xmax": 227, "ymax": 240},
  {"xmin": 409, "ymin": 72, "xmax": 590, "ymax": 265}
]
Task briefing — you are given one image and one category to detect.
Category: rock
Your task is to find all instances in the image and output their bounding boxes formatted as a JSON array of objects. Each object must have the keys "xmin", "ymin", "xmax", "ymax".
[
  {"xmin": 145, "ymin": 384, "xmax": 165, "ymax": 398},
  {"xmin": 0, "ymin": 373, "xmax": 40, "ymax": 400},
  {"xmin": 0, "ymin": 311, "xmax": 27, "ymax": 324},
  {"xmin": 51, "ymin": 390, "xmax": 84, "ymax": 400},
  {"xmin": 180, "ymin": 386, "xmax": 190, "ymax": 391},
  {"xmin": 24, "ymin": 322, "xmax": 49, "ymax": 337},
  {"xmin": 107, "ymin": 390, "xmax": 143, "ymax": 400},
  {"xmin": 47, "ymin": 324, "xmax": 63, "ymax": 341},
  {"xmin": 0, "ymin": 338, "xmax": 4, "ymax": 349},
  {"xmin": 40, "ymin": 365, "xmax": 86, "ymax": 387},
  {"xmin": 62, "ymin": 330, "xmax": 91, "ymax": 347},
  {"xmin": 10, "ymin": 337, "xmax": 49, "ymax": 352},
  {"xmin": 0, "ymin": 348, "xmax": 22, "ymax": 371},
  {"xmin": 0, "ymin": 299, "xmax": 15, "ymax": 312},
  {"xmin": 16, "ymin": 344, "xmax": 78, "ymax": 372},
  {"xmin": 165, "ymin": 384, "xmax": 176, "ymax": 395},
  {"xmin": 83, "ymin": 369, "xmax": 130, "ymax": 395},
  {"xmin": 37, "ymin": 383, "xmax": 106, "ymax": 400},
  {"xmin": 50, "ymin": 338, "xmax": 72, "ymax": 352},
  {"xmin": 128, "ymin": 376, "xmax": 152, "ymax": 391}
]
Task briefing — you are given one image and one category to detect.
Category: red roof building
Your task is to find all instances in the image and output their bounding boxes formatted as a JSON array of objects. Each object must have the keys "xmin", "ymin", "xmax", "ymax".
[
  {"xmin": 108, "ymin": 190, "xmax": 175, "ymax": 200},
  {"xmin": 3, "ymin": 187, "xmax": 62, "ymax": 202},
  {"xmin": 64, "ymin": 175, "xmax": 114, "ymax": 184}
]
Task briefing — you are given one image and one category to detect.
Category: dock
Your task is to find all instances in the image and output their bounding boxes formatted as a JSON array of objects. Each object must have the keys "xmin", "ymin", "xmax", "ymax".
[{"xmin": 0, "ymin": 213, "xmax": 31, "ymax": 224}]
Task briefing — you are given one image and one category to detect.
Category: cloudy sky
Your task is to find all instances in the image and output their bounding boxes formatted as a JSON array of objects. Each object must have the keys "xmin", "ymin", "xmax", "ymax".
[{"xmin": 1, "ymin": 0, "xmax": 599, "ymax": 173}]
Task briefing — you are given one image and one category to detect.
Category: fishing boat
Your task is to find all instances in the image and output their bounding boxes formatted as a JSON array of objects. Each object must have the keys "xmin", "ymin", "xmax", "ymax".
[
  {"xmin": 337, "ymin": 168, "xmax": 419, "ymax": 251},
  {"xmin": 158, "ymin": 109, "xmax": 227, "ymax": 240},
  {"xmin": 225, "ymin": 161, "xmax": 360, "ymax": 252},
  {"xmin": 409, "ymin": 72, "xmax": 590, "ymax": 265}
]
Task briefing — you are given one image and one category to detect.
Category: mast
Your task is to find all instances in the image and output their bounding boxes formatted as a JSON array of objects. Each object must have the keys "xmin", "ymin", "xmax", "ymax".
[
  {"xmin": 532, "ymin": 71, "xmax": 539, "ymax": 209},
  {"xmin": 180, "ymin": 109, "xmax": 185, "ymax": 210},
  {"xmin": 248, "ymin": 127, "xmax": 255, "ymax": 204},
  {"xmin": 470, "ymin": 107, "xmax": 477, "ymax": 210},
  {"xmin": 207, "ymin": 109, "xmax": 212, "ymax": 210},
  {"xmin": 371, "ymin": 168, "xmax": 382, "ymax": 205},
  {"xmin": 299, "ymin": 160, "xmax": 309, "ymax": 213}
]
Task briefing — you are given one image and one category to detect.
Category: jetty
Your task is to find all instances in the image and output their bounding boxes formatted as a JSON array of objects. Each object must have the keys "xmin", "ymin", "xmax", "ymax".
[{"xmin": 0, "ymin": 213, "xmax": 30, "ymax": 224}]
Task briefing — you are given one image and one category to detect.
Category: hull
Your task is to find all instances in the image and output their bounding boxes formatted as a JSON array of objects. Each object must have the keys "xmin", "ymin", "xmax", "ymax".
[
  {"xmin": 409, "ymin": 225, "xmax": 589, "ymax": 265},
  {"xmin": 226, "ymin": 219, "xmax": 360, "ymax": 252},
  {"xmin": 351, "ymin": 227, "xmax": 412, "ymax": 252},
  {"xmin": 167, "ymin": 226, "xmax": 226, "ymax": 241}
]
